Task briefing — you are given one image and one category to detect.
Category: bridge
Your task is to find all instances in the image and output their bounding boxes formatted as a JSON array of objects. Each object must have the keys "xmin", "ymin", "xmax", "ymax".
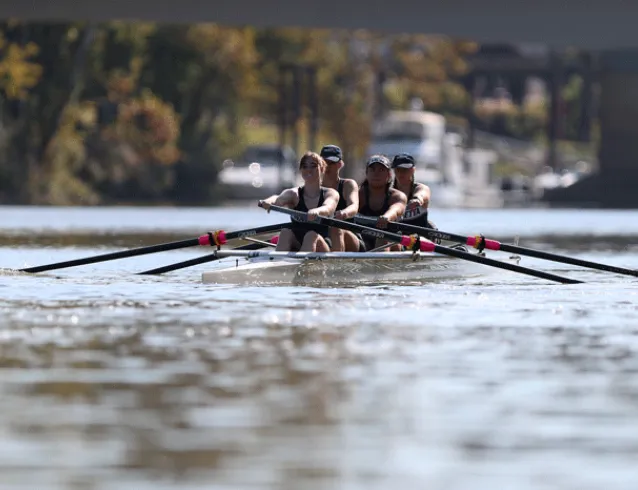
[{"xmin": 4, "ymin": 0, "xmax": 638, "ymax": 207}]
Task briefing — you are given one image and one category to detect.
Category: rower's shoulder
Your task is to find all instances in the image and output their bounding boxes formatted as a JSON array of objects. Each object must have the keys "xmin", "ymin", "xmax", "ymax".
[
  {"xmin": 389, "ymin": 187, "xmax": 408, "ymax": 202},
  {"xmin": 323, "ymin": 186, "xmax": 340, "ymax": 198},
  {"xmin": 282, "ymin": 186, "xmax": 300, "ymax": 196},
  {"xmin": 340, "ymin": 178, "xmax": 360, "ymax": 191},
  {"xmin": 279, "ymin": 186, "xmax": 300, "ymax": 202}
]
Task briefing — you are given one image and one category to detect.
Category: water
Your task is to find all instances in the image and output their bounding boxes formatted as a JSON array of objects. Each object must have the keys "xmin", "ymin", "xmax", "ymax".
[{"xmin": 2, "ymin": 205, "xmax": 638, "ymax": 490}]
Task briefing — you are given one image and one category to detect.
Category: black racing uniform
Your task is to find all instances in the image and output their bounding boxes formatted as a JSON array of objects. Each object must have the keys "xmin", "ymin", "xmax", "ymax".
[
  {"xmin": 335, "ymin": 178, "xmax": 366, "ymax": 252},
  {"xmin": 400, "ymin": 182, "xmax": 438, "ymax": 230},
  {"xmin": 396, "ymin": 181, "xmax": 442, "ymax": 248},
  {"xmin": 358, "ymin": 181, "xmax": 392, "ymax": 251},
  {"xmin": 290, "ymin": 186, "xmax": 331, "ymax": 247}
]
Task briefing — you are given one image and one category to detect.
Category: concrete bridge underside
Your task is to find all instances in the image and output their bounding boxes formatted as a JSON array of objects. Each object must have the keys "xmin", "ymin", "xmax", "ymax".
[{"xmin": 3, "ymin": 0, "xmax": 638, "ymax": 207}]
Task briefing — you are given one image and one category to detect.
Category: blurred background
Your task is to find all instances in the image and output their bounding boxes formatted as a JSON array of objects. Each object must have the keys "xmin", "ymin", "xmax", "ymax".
[
  {"xmin": 4, "ymin": 5, "xmax": 638, "ymax": 490},
  {"xmin": 0, "ymin": 11, "xmax": 610, "ymax": 210}
]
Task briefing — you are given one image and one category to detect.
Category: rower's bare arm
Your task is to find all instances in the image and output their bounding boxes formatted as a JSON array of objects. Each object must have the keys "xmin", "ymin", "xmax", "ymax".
[
  {"xmin": 383, "ymin": 189, "xmax": 408, "ymax": 221},
  {"xmin": 412, "ymin": 184, "xmax": 431, "ymax": 207},
  {"xmin": 336, "ymin": 179, "xmax": 360, "ymax": 220},
  {"xmin": 260, "ymin": 188, "xmax": 297, "ymax": 210},
  {"xmin": 313, "ymin": 188, "xmax": 339, "ymax": 217}
]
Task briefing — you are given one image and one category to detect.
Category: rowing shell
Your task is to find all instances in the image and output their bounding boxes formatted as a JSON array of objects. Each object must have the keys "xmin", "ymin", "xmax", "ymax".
[{"xmin": 201, "ymin": 249, "xmax": 522, "ymax": 286}]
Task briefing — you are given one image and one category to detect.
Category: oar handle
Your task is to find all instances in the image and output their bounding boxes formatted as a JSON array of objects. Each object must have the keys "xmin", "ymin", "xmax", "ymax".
[{"xmin": 259, "ymin": 202, "xmax": 424, "ymax": 246}]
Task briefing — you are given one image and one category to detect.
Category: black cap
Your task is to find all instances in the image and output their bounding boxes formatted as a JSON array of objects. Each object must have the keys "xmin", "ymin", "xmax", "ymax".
[
  {"xmin": 366, "ymin": 154, "xmax": 391, "ymax": 169},
  {"xmin": 320, "ymin": 145, "xmax": 343, "ymax": 163},
  {"xmin": 391, "ymin": 153, "xmax": 416, "ymax": 169}
]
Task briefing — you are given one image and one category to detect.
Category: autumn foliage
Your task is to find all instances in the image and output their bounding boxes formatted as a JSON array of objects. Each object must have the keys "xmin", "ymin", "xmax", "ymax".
[{"xmin": 0, "ymin": 21, "xmax": 551, "ymax": 205}]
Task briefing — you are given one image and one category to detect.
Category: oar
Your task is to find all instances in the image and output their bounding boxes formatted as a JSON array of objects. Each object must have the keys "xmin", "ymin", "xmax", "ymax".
[
  {"xmin": 354, "ymin": 216, "xmax": 638, "ymax": 279},
  {"xmin": 20, "ymin": 222, "xmax": 288, "ymax": 273},
  {"xmin": 260, "ymin": 203, "xmax": 582, "ymax": 285},
  {"xmin": 138, "ymin": 235, "xmax": 280, "ymax": 275}
]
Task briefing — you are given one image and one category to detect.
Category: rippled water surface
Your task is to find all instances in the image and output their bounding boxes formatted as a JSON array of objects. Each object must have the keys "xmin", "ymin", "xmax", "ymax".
[{"xmin": 2, "ymin": 205, "xmax": 638, "ymax": 490}]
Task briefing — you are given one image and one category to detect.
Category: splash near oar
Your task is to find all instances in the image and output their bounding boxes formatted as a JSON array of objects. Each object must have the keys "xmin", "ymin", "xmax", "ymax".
[
  {"xmin": 355, "ymin": 217, "xmax": 638, "ymax": 279},
  {"xmin": 260, "ymin": 203, "xmax": 583, "ymax": 285},
  {"xmin": 20, "ymin": 223, "xmax": 288, "ymax": 273}
]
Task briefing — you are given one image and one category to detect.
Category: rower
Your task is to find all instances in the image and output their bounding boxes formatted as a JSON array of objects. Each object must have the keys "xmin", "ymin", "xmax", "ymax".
[
  {"xmin": 319, "ymin": 144, "xmax": 365, "ymax": 252},
  {"xmin": 259, "ymin": 151, "xmax": 339, "ymax": 252},
  {"xmin": 391, "ymin": 152, "xmax": 438, "ymax": 231},
  {"xmin": 358, "ymin": 154, "xmax": 407, "ymax": 251}
]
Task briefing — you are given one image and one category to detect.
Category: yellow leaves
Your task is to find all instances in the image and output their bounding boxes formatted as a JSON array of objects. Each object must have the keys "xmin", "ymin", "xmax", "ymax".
[
  {"xmin": 186, "ymin": 24, "xmax": 258, "ymax": 69},
  {"xmin": 116, "ymin": 90, "xmax": 181, "ymax": 166},
  {"xmin": 0, "ymin": 36, "xmax": 42, "ymax": 100},
  {"xmin": 386, "ymin": 35, "xmax": 477, "ymax": 112}
]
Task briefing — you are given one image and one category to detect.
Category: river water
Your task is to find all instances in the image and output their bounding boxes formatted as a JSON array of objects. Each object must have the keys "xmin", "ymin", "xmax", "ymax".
[{"xmin": 1, "ymin": 205, "xmax": 638, "ymax": 490}]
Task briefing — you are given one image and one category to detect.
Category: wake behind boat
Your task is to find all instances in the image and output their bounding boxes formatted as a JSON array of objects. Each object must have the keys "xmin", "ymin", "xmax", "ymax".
[{"xmin": 201, "ymin": 248, "xmax": 523, "ymax": 286}]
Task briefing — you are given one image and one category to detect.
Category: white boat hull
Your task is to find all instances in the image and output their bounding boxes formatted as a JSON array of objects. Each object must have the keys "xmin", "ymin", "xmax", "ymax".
[{"xmin": 201, "ymin": 250, "xmax": 522, "ymax": 286}]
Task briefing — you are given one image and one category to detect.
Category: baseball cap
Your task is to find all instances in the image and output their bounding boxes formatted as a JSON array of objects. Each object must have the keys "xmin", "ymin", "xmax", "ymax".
[
  {"xmin": 391, "ymin": 153, "xmax": 416, "ymax": 169},
  {"xmin": 320, "ymin": 145, "xmax": 343, "ymax": 163},
  {"xmin": 366, "ymin": 154, "xmax": 391, "ymax": 169}
]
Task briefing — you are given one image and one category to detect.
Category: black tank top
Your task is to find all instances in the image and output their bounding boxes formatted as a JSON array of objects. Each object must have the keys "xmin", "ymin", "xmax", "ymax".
[
  {"xmin": 358, "ymin": 181, "xmax": 391, "ymax": 217},
  {"xmin": 400, "ymin": 181, "xmax": 430, "ymax": 227},
  {"xmin": 336, "ymin": 179, "xmax": 347, "ymax": 211},
  {"xmin": 294, "ymin": 185, "xmax": 325, "ymax": 213},
  {"xmin": 290, "ymin": 186, "xmax": 329, "ymax": 234}
]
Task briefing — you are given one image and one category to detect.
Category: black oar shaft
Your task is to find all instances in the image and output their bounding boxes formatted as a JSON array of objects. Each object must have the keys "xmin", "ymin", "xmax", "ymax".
[
  {"xmin": 363, "ymin": 218, "xmax": 638, "ymax": 278},
  {"xmin": 431, "ymin": 244, "xmax": 582, "ymax": 284},
  {"xmin": 138, "ymin": 223, "xmax": 289, "ymax": 275},
  {"xmin": 21, "ymin": 222, "xmax": 287, "ymax": 273},
  {"xmin": 138, "ymin": 243, "xmax": 263, "ymax": 275},
  {"xmin": 21, "ymin": 237, "xmax": 200, "ymax": 273},
  {"xmin": 260, "ymin": 203, "xmax": 407, "ymax": 243},
  {"xmin": 264, "ymin": 204, "xmax": 581, "ymax": 285},
  {"xmin": 498, "ymin": 243, "xmax": 638, "ymax": 277}
]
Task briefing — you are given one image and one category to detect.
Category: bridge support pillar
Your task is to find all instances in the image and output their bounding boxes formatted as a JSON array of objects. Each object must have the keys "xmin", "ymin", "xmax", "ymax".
[
  {"xmin": 597, "ymin": 50, "xmax": 638, "ymax": 207},
  {"xmin": 545, "ymin": 50, "xmax": 638, "ymax": 207}
]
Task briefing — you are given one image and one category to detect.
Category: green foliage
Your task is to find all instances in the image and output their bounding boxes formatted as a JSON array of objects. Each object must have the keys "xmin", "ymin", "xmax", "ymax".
[{"xmin": 473, "ymin": 99, "xmax": 548, "ymax": 140}]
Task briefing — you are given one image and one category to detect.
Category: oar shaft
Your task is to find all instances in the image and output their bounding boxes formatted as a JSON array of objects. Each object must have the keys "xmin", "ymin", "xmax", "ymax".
[
  {"xmin": 430, "ymin": 244, "xmax": 582, "ymax": 284},
  {"xmin": 138, "ymin": 242, "xmax": 262, "ymax": 275},
  {"xmin": 263, "ymin": 204, "xmax": 582, "ymax": 284},
  {"xmin": 497, "ymin": 243, "xmax": 638, "ymax": 277},
  {"xmin": 21, "ymin": 237, "xmax": 200, "ymax": 273},
  {"xmin": 260, "ymin": 203, "xmax": 414, "ymax": 247},
  {"xmin": 362, "ymin": 217, "xmax": 638, "ymax": 278},
  {"xmin": 21, "ymin": 222, "xmax": 288, "ymax": 273}
]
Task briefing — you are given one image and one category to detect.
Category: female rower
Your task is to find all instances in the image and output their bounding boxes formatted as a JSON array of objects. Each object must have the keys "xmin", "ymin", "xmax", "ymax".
[
  {"xmin": 319, "ymin": 144, "xmax": 364, "ymax": 252},
  {"xmin": 391, "ymin": 152, "xmax": 438, "ymax": 230},
  {"xmin": 358, "ymin": 154, "xmax": 407, "ymax": 251},
  {"xmin": 259, "ymin": 151, "xmax": 339, "ymax": 252}
]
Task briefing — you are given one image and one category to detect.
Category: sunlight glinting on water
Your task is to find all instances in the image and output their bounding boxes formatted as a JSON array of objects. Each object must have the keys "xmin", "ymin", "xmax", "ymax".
[{"xmin": 2, "ymin": 206, "xmax": 638, "ymax": 489}]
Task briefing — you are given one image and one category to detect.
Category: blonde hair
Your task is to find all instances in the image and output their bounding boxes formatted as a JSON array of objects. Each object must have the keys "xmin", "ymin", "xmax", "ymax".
[{"xmin": 298, "ymin": 151, "xmax": 327, "ymax": 174}]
